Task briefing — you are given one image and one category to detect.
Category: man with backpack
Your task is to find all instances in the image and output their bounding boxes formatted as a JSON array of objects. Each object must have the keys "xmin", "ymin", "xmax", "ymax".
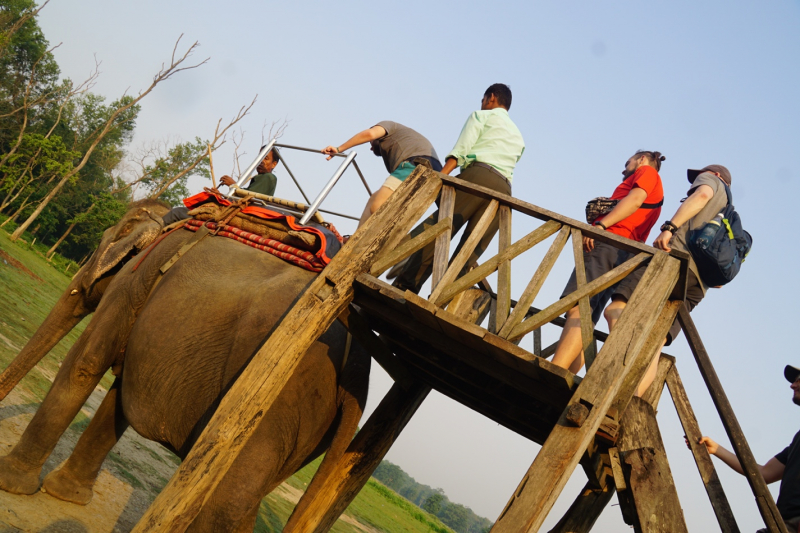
[{"xmin": 648, "ymin": 164, "xmax": 749, "ymax": 394}]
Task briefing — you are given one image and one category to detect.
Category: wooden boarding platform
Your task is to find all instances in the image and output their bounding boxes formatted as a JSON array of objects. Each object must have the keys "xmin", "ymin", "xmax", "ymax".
[
  {"xmin": 352, "ymin": 273, "xmax": 576, "ymax": 444},
  {"xmin": 131, "ymin": 167, "xmax": 789, "ymax": 533}
]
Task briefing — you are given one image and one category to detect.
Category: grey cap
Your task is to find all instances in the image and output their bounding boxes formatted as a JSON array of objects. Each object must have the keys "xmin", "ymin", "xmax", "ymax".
[
  {"xmin": 688, "ymin": 164, "xmax": 732, "ymax": 186},
  {"xmin": 785, "ymin": 365, "xmax": 800, "ymax": 383}
]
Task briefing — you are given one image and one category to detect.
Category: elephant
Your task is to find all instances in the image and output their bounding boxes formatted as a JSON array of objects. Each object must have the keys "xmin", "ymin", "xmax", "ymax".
[
  {"xmin": 0, "ymin": 198, "xmax": 172, "ymax": 401},
  {"xmin": 0, "ymin": 217, "xmax": 370, "ymax": 532}
]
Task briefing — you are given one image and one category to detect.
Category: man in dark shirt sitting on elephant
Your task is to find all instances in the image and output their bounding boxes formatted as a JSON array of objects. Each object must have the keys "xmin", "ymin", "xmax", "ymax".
[
  {"xmin": 219, "ymin": 145, "xmax": 280, "ymax": 197},
  {"xmin": 162, "ymin": 145, "xmax": 280, "ymax": 226}
]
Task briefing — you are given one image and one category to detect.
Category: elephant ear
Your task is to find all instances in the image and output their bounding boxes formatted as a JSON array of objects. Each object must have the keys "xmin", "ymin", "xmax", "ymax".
[{"xmin": 79, "ymin": 206, "xmax": 166, "ymax": 293}]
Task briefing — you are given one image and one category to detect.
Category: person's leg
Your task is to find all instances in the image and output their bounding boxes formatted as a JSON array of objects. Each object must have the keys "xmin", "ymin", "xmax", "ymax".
[
  {"xmin": 552, "ymin": 306, "xmax": 587, "ymax": 373},
  {"xmin": 637, "ymin": 271, "xmax": 706, "ymax": 397},
  {"xmin": 552, "ymin": 243, "xmax": 617, "ymax": 373},
  {"xmin": 358, "ymin": 186, "xmax": 395, "ymax": 228}
]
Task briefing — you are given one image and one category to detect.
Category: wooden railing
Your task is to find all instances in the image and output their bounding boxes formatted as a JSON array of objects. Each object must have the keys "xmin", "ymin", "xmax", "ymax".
[{"xmin": 371, "ymin": 171, "xmax": 690, "ymax": 369}]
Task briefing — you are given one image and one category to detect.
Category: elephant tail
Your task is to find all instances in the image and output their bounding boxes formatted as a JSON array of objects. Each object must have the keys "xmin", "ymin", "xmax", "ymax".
[{"xmin": 286, "ymin": 337, "xmax": 371, "ymax": 524}]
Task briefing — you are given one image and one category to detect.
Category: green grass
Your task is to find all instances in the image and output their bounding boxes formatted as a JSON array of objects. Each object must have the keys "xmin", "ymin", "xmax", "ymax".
[{"xmin": 0, "ymin": 226, "xmax": 454, "ymax": 532}]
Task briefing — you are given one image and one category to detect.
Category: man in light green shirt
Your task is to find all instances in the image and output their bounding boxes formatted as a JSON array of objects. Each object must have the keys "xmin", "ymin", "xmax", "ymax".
[{"xmin": 393, "ymin": 84, "xmax": 525, "ymax": 293}]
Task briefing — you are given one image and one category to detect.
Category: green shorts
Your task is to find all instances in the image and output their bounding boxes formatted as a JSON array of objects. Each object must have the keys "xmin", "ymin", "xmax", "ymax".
[{"xmin": 382, "ymin": 161, "xmax": 417, "ymax": 191}]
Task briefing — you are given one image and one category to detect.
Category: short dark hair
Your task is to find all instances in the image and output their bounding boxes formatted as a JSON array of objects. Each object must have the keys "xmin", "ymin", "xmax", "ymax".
[
  {"xmin": 634, "ymin": 150, "xmax": 666, "ymax": 172},
  {"xmin": 260, "ymin": 145, "xmax": 280, "ymax": 163},
  {"xmin": 484, "ymin": 83, "xmax": 512, "ymax": 110}
]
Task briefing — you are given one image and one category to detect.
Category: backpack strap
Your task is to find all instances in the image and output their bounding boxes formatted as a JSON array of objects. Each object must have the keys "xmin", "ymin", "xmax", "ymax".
[
  {"xmin": 723, "ymin": 183, "xmax": 733, "ymax": 207},
  {"xmin": 640, "ymin": 198, "xmax": 664, "ymax": 209}
]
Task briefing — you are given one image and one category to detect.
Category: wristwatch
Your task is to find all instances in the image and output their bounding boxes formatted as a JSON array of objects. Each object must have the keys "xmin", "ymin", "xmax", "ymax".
[{"xmin": 660, "ymin": 221, "xmax": 678, "ymax": 233}]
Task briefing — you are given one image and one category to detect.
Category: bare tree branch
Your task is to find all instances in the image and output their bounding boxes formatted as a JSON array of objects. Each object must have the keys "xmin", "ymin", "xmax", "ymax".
[{"xmin": 10, "ymin": 36, "xmax": 210, "ymax": 241}]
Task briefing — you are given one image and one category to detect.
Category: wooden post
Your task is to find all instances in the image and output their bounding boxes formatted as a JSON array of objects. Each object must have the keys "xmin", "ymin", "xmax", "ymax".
[
  {"xmin": 495, "ymin": 205, "xmax": 512, "ymax": 333},
  {"xmin": 431, "ymin": 185, "xmax": 456, "ymax": 290},
  {"xmin": 491, "ymin": 252, "xmax": 679, "ymax": 532},
  {"xmin": 570, "ymin": 228, "xmax": 597, "ymax": 369},
  {"xmin": 615, "ymin": 396, "xmax": 689, "ymax": 533},
  {"xmin": 666, "ymin": 365, "xmax": 740, "ymax": 532},
  {"xmin": 131, "ymin": 168, "xmax": 442, "ymax": 533},
  {"xmin": 678, "ymin": 306, "xmax": 788, "ymax": 533},
  {"xmin": 547, "ymin": 482, "xmax": 615, "ymax": 533},
  {"xmin": 284, "ymin": 289, "xmax": 490, "ymax": 532}
]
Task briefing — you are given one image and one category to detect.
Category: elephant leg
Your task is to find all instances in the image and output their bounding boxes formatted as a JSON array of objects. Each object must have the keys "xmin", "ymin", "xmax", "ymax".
[
  {"xmin": 185, "ymin": 425, "xmax": 298, "ymax": 533},
  {"xmin": 43, "ymin": 378, "xmax": 128, "ymax": 505},
  {"xmin": 0, "ymin": 301, "xmax": 135, "ymax": 495}
]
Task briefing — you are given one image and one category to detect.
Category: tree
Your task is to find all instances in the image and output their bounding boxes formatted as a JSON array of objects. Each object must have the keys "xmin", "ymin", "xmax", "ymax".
[
  {"xmin": 10, "ymin": 35, "xmax": 208, "ymax": 241},
  {"xmin": 422, "ymin": 493, "xmax": 444, "ymax": 515}
]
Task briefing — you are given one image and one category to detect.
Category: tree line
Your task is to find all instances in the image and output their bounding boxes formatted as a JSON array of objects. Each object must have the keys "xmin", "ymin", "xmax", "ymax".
[
  {"xmin": 373, "ymin": 460, "xmax": 493, "ymax": 533},
  {"xmin": 0, "ymin": 0, "xmax": 254, "ymax": 263}
]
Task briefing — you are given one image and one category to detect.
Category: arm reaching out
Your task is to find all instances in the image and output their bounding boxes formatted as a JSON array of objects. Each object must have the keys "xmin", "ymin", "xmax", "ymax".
[
  {"xmin": 693, "ymin": 436, "xmax": 785, "ymax": 483},
  {"xmin": 653, "ymin": 184, "xmax": 714, "ymax": 252},
  {"xmin": 322, "ymin": 125, "xmax": 387, "ymax": 160},
  {"xmin": 584, "ymin": 188, "xmax": 648, "ymax": 252}
]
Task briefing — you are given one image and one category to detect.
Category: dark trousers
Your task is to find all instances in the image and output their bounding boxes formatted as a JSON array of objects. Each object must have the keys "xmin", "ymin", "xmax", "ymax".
[{"xmin": 392, "ymin": 165, "xmax": 511, "ymax": 294}]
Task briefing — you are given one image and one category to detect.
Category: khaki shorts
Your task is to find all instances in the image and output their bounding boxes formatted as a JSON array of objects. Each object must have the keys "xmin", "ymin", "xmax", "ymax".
[{"xmin": 381, "ymin": 175, "xmax": 403, "ymax": 191}]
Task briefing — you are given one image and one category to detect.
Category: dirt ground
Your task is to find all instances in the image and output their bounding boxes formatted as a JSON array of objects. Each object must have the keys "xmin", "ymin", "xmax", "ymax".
[{"xmin": 0, "ymin": 376, "xmax": 378, "ymax": 533}]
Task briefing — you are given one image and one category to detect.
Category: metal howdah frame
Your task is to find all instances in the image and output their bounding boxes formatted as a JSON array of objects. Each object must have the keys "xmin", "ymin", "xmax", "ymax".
[{"xmin": 232, "ymin": 140, "xmax": 373, "ymax": 225}]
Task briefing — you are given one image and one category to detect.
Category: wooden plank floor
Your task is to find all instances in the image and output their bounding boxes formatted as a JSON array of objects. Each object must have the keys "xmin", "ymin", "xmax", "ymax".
[{"xmin": 353, "ymin": 274, "xmax": 580, "ymax": 445}]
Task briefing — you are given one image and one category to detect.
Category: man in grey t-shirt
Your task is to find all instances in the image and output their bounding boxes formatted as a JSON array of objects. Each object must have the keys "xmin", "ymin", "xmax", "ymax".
[
  {"xmin": 632, "ymin": 164, "xmax": 732, "ymax": 396},
  {"xmin": 322, "ymin": 121, "xmax": 441, "ymax": 228}
]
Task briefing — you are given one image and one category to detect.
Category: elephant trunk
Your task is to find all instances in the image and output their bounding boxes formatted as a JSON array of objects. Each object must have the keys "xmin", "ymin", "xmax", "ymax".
[{"xmin": 0, "ymin": 267, "xmax": 101, "ymax": 401}]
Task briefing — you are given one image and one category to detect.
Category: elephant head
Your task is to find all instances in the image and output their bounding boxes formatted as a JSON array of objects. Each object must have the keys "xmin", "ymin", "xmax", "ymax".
[
  {"xmin": 78, "ymin": 199, "xmax": 171, "ymax": 295},
  {"xmin": 0, "ymin": 199, "xmax": 171, "ymax": 401}
]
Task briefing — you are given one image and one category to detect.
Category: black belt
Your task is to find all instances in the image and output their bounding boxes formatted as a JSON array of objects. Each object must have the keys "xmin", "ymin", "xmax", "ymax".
[{"xmin": 469, "ymin": 161, "xmax": 509, "ymax": 182}]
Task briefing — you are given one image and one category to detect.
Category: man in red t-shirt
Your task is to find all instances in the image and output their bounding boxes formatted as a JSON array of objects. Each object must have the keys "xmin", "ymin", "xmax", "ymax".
[{"xmin": 552, "ymin": 150, "xmax": 665, "ymax": 378}]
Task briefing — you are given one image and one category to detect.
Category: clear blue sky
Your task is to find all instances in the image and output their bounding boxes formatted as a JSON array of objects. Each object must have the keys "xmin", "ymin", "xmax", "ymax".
[{"xmin": 38, "ymin": 0, "xmax": 800, "ymax": 530}]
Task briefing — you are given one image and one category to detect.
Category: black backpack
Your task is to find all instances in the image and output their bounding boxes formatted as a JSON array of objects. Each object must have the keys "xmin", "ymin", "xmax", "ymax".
[{"xmin": 687, "ymin": 184, "xmax": 752, "ymax": 287}]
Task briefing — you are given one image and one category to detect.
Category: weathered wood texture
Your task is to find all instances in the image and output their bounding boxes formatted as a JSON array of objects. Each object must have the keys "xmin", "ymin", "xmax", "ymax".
[
  {"xmin": 370, "ymin": 217, "xmax": 452, "ymax": 277},
  {"xmin": 431, "ymin": 184, "xmax": 456, "ymax": 289},
  {"xmin": 495, "ymin": 205, "xmax": 512, "ymax": 333},
  {"xmin": 616, "ymin": 396, "xmax": 689, "ymax": 533},
  {"xmin": 571, "ymin": 228, "xmax": 597, "ymax": 369},
  {"xmin": 284, "ymin": 289, "xmax": 491, "ymax": 533},
  {"xmin": 491, "ymin": 252, "xmax": 679, "ymax": 532},
  {"xmin": 678, "ymin": 306, "xmax": 788, "ymax": 533},
  {"xmin": 131, "ymin": 167, "xmax": 443, "ymax": 533},
  {"xmin": 508, "ymin": 252, "xmax": 650, "ymax": 342},
  {"xmin": 429, "ymin": 199, "xmax": 499, "ymax": 303},
  {"xmin": 547, "ymin": 482, "xmax": 615, "ymax": 533},
  {"xmin": 434, "ymin": 220, "xmax": 562, "ymax": 307},
  {"xmin": 667, "ymin": 365, "xmax": 740, "ymax": 533},
  {"xmin": 610, "ymin": 300, "xmax": 682, "ymax": 417}
]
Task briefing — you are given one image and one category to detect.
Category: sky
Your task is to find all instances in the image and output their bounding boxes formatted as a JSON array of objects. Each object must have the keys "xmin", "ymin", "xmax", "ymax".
[{"xmin": 35, "ymin": 0, "xmax": 800, "ymax": 530}]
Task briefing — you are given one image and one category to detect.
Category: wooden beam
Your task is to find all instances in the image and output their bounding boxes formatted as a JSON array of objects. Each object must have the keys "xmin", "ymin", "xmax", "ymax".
[
  {"xmin": 286, "ymin": 380, "xmax": 431, "ymax": 533},
  {"xmin": 616, "ymin": 396, "xmax": 689, "ymax": 533},
  {"xmin": 429, "ymin": 199, "xmax": 499, "ymax": 303},
  {"xmin": 338, "ymin": 304, "xmax": 414, "ymax": 389},
  {"xmin": 283, "ymin": 289, "xmax": 491, "ymax": 532},
  {"xmin": 494, "ymin": 205, "xmax": 512, "ymax": 333},
  {"xmin": 571, "ymin": 228, "xmax": 597, "ymax": 369},
  {"xmin": 491, "ymin": 252, "xmax": 679, "ymax": 532},
  {"xmin": 434, "ymin": 220, "xmax": 561, "ymax": 308},
  {"xmin": 667, "ymin": 365, "xmax": 740, "ymax": 533},
  {"xmin": 131, "ymin": 167, "xmax": 443, "ymax": 533},
  {"xmin": 438, "ymin": 174, "xmax": 690, "ymax": 261},
  {"xmin": 498, "ymin": 226, "xmax": 570, "ymax": 339},
  {"xmin": 431, "ymin": 184, "xmax": 456, "ymax": 290},
  {"xmin": 370, "ymin": 217, "xmax": 452, "ymax": 277},
  {"xmin": 678, "ymin": 306, "xmax": 788, "ymax": 533},
  {"xmin": 610, "ymin": 300, "xmax": 681, "ymax": 418},
  {"xmin": 547, "ymin": 482, "xmax": 615, "ymax": 533},
  {"xmin": 508, "ymin": 253, "xmax": 651, "ymax": 342}
]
